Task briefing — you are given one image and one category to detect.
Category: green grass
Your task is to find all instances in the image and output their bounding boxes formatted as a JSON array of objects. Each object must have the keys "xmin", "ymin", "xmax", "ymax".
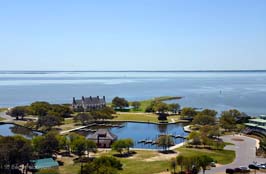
[
  {"xmin": 113, "ymin": 113, "xmax": 159, "ymax": 123},
  {"xmin": 59, "ymin": 150, "xmax": 173, "ymax": 174},
  {"xmin": 177, "ymin": 147, "xmax": 235, "ymax": 165},
  {"xmin": 0, "ymin": 108, "xmax": 7, "ymax": 112},
  {"xmin": 59, "ymin": 147, "xmax": 235, "ymax": 174},
  {"xmin": 129, "ymin": 96, "xmax": 182, "ymax": 112},
  {"xmin": 0, "ymin": 117, "xmax": 5, "ymax": 121}
]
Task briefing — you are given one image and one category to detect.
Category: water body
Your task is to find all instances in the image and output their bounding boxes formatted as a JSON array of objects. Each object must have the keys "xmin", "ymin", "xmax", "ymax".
[
  {"xmin": 0, "ymin": 123, "xmax": 42, "ymax": 138},
  {"xmin": 79, "ymin": 122, "xmax": 187, "ymax": 149},
  {"xmin": 0, "ymin": 71, "xmax": 266, "ymax": 116}
]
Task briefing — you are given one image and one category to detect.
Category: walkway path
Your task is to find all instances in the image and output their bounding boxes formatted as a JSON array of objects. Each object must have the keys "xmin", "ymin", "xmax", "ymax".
[
  {"xmin": 206, "ymin": 135, "xmax": 265, "ymax": 174},
  {"xmin": 0, "ymin": 111, "xmax": 14, "ymax": 122},
  {"xmin": 60, "ymin": 125, "xmax": 88, "ymax": 135}
]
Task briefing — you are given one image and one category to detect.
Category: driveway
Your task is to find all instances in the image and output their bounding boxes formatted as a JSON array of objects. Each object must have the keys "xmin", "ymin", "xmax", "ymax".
[{"xmin": 207, "ymin": 135, "xmax": 266, "ymax": 174}]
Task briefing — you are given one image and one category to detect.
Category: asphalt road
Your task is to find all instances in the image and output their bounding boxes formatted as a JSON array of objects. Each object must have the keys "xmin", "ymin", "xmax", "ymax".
[{"xmin": 206, "ymin": 135, "xmax": 266, "ymax": 174}]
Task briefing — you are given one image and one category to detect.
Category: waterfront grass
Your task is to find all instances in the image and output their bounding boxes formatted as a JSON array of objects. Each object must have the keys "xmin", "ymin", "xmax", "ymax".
[
  {"xmin": 113, "ymin": 112, "xmax": 159, "ymax": 123},
  {"xmin": 113, "ymin": 112, "xmax": 181, "ymax": 123},
  {"xmin": 177, "ymin": 147, "xmax": 235, "ymax": 165},
  {"xmin": 0, "ymin": 108, "xmax": 7, "ymax": 112},
  {"xmin": 129, "ymin": 96, "xmax": 182, "ymax": 112}
]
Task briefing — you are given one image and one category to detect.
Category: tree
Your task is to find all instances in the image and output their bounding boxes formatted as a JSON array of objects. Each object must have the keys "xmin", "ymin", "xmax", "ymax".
[
  {"xmin": 124, "ymin": 138, "xmax": 134, "ymax": 154},
  {"xmin": 200, "ymin": 109, "xmax": 217, "ymax": 117},
  {"xmin": 74, "ymin": 113, "xmax": 94, "ymax": 125},
  {"xmin": 70, "ymin": 134, "xmax": 88, "ymax": 158},
  {"xmin": 57, "ymin": 135, "xmax": 71, "ymax": 155},
  {"xmin": 192, "ymin": 114, "xmax": 216, "ymax": 126},
  {"xmin": 32, "ymin": 131, "xmax": 59, "ymax": 158},
  {"xmin": 181, "ymin": 107, "xmax": 197, "ymax": 119},
  {"xmin": 111, "ymin": 140, "xmax": 126, "ymax": 155},
  {"xmin": 168, "ymin": 103, "xmax": 180, "ymax": 114},
  {"xmin": 112, "ymin": 97, "xmax": 129, "ymax": 110},
  {"xmin": 176, "ymin": 155, "xmax": 185, "ymax": 173},
  {"xmin": 188, "ymin": 131, "xmax": 201, "ymax": 146},
  {"xmin": 0, "ymin": 136, "xmax": 33, "ymax": 171},
  {"xmin": 81, "ymin": 156, "xmax": 122, "ymax": 174},
  {"xmin": 153, "ymin": 101, "xmax": 169, "ymax": 113},
  {"xmin": 220, "ymin": 111, "xmax": 237, "ymax": 131},
  {"xmin": 49, "ymin": 104, "xmax": 72, "ymax": 118},
  {"xmin": 36, "ymin": 168, "xmax": 60, "ymax": 174},
  {"xmin": 9, "ymin": 106, "xmax": 28, "ymax": 120},
  {"xmin": 86, "ymin": 140, "xmax": 97, "ymax": 158},
  {"xmin": 29, "ymin": 101, "xmax": 51, "ymax": 116},
  {"xmin": 131, "ymin": 101, "xmax": 141, "ymax": 110},
  {"xmin": 156, "ymin": 135, "xmax": 174, "ymax": 151},
  {"xmin": 198, "ymin": 155, "xmax": 213, "ymax": 174},
  {"xmin": 37, "ymin": 115, "xmax": 63, "ymax": 130},
  {"xmin": 170, "ymin": 157, "xmax": 177, "ymax": 174}
]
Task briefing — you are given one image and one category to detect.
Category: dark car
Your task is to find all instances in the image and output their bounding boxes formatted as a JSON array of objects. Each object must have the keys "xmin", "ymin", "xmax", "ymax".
[
  {"xmin": 234, "ymin": 168, "xmax": 242, "ymax": 173},
  {"xmin": 225, "ymin": 168, "xmax": 235, "ymax": 174},
  {"xmin": 248, "ymin": 164, "xmax": 260, "ymax": 170}
]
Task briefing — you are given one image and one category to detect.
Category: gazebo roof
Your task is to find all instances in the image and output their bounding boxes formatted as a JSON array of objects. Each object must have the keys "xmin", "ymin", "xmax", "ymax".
[{"xmin": 87, "ymin": 129, "xmax": 117, "ymax": 140}]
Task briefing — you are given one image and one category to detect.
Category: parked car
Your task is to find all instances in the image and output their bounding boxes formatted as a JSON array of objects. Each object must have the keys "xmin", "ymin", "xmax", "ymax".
[
  {"xmin": 210, "ymin": 162, "xmax": 216, "ymax": 167},
  {"xmin": 225, "ymin": 168, "xmax": 234, "ymax": 174},
  {"xmin": 234, "ymin": 168, "xmax": 242, "ymax": 173},
  {"xmin": 239, "ymin": 166, "xmax": 250, "ymax": 173},
  {"xmin": 257, "ymin": 164, "xmax": 266, "ymax": 169},
  {"xmin": 248, "ymin": 164, "xmax": 260, "ymax": 170}
]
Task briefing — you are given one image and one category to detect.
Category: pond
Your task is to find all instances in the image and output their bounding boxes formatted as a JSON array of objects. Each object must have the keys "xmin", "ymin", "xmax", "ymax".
[
  {"xmin": 77, "ymin": 122, "xmax": 188, "ymax": 149},
  {"xmin": 0, "ymin": 123, "xmax": 42, "ymax": 139}
]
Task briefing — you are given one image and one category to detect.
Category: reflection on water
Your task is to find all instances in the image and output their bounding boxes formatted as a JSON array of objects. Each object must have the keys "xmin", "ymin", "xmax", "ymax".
[
  {"xmin": 0, "ymin": 124, "xmax": 42, "ymax": 139},
  {"xmin": 76, "ymin": 122, "xmax": 188, "ymax": 149}
]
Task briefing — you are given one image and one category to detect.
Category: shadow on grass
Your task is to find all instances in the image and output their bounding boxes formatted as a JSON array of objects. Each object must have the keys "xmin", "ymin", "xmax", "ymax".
[
  {"xmin": 158, "ymin": 150, "xmax": 177, "ymax": 154},
  {"xmin": 113, "ymin": 151, "xmax": 137, "ymax": 158}
]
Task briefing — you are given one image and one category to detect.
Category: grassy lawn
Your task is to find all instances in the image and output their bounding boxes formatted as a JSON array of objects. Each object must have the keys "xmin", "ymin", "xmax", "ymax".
[
  {"xmin": 59, "ymin": 150, "xmax": 173, "ymax": 174},
  {"xmin": 58, "ymin": 147, "xmax": 235, "ymax": 174},
  {"xmin": 129, "ymin": 96, "xmax": 182, "ymax": 112},
  {"xmin": 113, "ymin": 112, "xmax": 181, "ymax": 124},
  {"xmin": 0, "ymin": 117, "xmax": 5, "ymax": 121},
  {"xmin": 177, "ymin": 147, "xmax": 235, "ymax": 165},
  {"xmin": 113, "ymin": 113, "xmax": 159, "ymax": 123},
  {"xmin": 0, "ymin": 108, "xmax": 7, "ymax": 112}
]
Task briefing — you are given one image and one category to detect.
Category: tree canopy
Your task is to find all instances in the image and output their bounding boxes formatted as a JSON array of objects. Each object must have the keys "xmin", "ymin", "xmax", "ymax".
[
  {"xmin": 112, "ymin": 97, "xmax": 129, "ymax": 109},
  {"xmin": 0, "ymin": 135, "xmax": 33, "ymax": 170}
]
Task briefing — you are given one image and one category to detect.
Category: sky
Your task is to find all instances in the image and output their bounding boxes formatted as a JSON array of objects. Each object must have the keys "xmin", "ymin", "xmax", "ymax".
[{"xmin": 0, "ymin": 0, "xmax": 265, "ymax": 71}]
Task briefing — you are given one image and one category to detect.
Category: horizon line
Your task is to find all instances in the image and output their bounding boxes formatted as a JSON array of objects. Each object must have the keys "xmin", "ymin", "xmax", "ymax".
[{"xmin": 0, "ymin": 69, "xmax": 266, "ymax": 73}]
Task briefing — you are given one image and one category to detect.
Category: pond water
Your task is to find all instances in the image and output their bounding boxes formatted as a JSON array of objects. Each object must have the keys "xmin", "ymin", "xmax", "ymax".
[
  {"xmin": 77, "ymin": 122, "xmax": 188, "ymax": 149},
  {"xmin": 0, "ymin": 123, "xmax": 42, "ymax": 139}
]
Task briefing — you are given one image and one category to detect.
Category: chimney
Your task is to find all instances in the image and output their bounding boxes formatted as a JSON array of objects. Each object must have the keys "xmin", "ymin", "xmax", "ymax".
[{"xmin": 82, "ymin": 96, "xmax": 85, "ymax": 101}]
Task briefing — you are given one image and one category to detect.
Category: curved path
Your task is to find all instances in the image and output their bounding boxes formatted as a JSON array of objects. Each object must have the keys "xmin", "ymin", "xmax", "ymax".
[
  {"xmin": 0, "ymin": 111, "xmax": 14, "ymax": 122},
  {"xmin": 207, "ymin": 135, "xmax": 265, "ymax": 174}
]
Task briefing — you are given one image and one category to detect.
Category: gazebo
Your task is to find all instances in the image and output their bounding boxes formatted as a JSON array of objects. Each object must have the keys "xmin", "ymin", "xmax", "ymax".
[{"xmin": 87, "ymin": 129, "xmax": 117, "ymax": 148}]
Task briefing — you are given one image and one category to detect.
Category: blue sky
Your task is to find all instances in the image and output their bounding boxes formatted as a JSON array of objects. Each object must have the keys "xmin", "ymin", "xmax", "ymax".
[{"xmin": 0, "ymin": 0, "xmax": 265, "ymax": 70}]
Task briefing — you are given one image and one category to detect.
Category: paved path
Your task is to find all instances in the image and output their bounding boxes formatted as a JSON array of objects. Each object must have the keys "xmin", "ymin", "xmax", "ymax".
[
  {"xmin": 0, "ymin": 111, "xmax": 14, "ymax": 122},
  {"xmin": 207, "ymin": 135, "xmax": 266, "ymax": 174}
]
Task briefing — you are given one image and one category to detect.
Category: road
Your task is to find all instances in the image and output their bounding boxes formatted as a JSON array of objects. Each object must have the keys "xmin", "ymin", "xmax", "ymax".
[
  {"xmin": 207, "ymin": 135, "xmax": 266, "ymax": 174},
  {"xmin": 0, "ymin": 111, "xmax": 14, "ymax": 122}
]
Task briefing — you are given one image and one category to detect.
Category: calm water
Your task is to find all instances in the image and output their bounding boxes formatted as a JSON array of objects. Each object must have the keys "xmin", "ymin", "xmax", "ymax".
[
  {"xmin": 0, "ymin": 123, "xmax": 42, "ymax": 138},
  {"xmin": 0, "ymin": 71, "xmax": 266, "ymax": 116},
  {"xmin": 80, "ymin": 122, "xmax": 187, "ymax": 149}
]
